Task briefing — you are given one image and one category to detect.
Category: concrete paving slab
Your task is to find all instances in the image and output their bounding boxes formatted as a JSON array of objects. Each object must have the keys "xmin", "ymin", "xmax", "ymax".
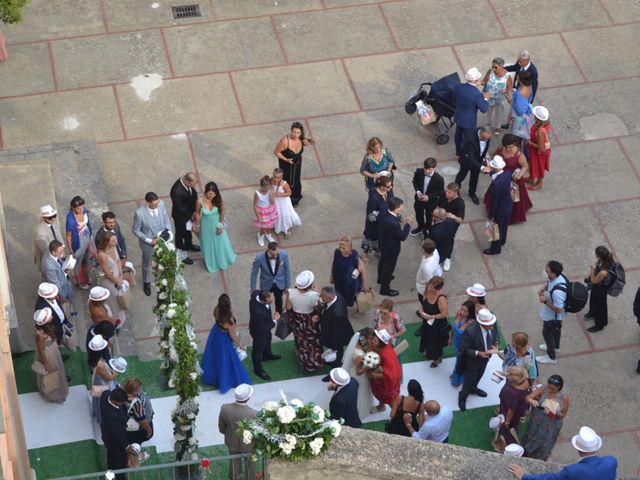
[
  {"xmin": 213, "ymin": 0, "xmax": 322, "ymax": 19},
  {"xmin": 274, "ymin": 6, "xmax": 395, "ymax": 63},
  {"xmin": 2, "ymin": 0, "xmax": 105, "ymax": 43},
  {"xmin": 233, "ymin": 61, "xmax": 359, "ymax": 122},
  {"xmin": 308, "ymin": 109, "xmax": 441, "ymax": 175},
  {"xmin": 382, "ymin": 0, "xmax": 503, "ymax": 49},
  {"xmin": 536, "ymin": 78, "xmax": 640, "ymax": 142},
  {"xmin": 490, "ymin": 0, "xmax": 610, "ymax": 36},
  {"xmin": 618, "ymin": 135, "xmax": 640, "ymax": 181},
  {"xmin": 0, "ymin": 43, "xmax": 54, "ymax": 97},
  {"xmin": 563, "ymin": 25, "xmax": 640, "ymax": 81},
  {"xmin": 323, "ymin": 0, "xmax": 377, "ymax": 5},
  {"xmin": 192, "ymin": 122, "xmax": 320, "ymax": 189},
  {"xmin": 163, "ymin": 18, "xmax": 284, "ymax": 76},
  {"xmin": 103, "ymin": 0, "xmax": 214, "ymax": 31},
  {"xmin": 51, "ymin": 31, "xmax": 170, "ymax": 89},
  {"xmin": 600, "ymin": 0, "xmax": 640, "ymax": 22},
  {"xmin": 0, "ymin": 88, "xmax": 123, "ymax": 149},
  {"xmin": 469, "ymin": 207, "xmax": 608, "ymax": 288},
  {"xmin": 99, "ymin": 136, "xmax": 194, "ymax": 202},
  {"xmin": 594, "ymin": 199, "xmax": 640, "ymax": 268},
  {"xmin": 115, "ymin": 74, "xmax": 242, "ymax": 137},
  {"xmin": 453, "ymin": 34, "xmax": 584, "ymax": 89},
  {"xmin": 344, "ymin": 48, "xmax": 462, "ymax": 109},
  {"xmin": 523, "ymin": 140, "xmax": 639, "ymax": 210}
]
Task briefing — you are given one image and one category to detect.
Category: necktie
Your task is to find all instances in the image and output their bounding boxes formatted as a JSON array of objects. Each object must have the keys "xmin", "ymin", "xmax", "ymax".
[
  {"xmin": 49, "ymin": 225, "xmax": 58, "ymax": 241},
  {"xmin": 482, "ymin": 329, "xmax": 488, "ymax": 350}
]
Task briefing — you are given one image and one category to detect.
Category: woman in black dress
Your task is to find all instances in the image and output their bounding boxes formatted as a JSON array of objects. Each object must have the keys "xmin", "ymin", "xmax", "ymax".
[
  {"xmin": 418, "ymin": 276, "xmax": 449, "ymax": 367},
  {"xmin": 386, "ymin": 379, "xmax": 424, "ymax": 437},
  {"xmin": 584, "ymin": 245, "xmax": 614, "ymax": 332},
  {"xmin": 273, "ymin": 122, "xmax": 315, "ymax": 207},
  {"xmin": 361, "ymin": 175, "xmax": 393, "ymax": 259}
]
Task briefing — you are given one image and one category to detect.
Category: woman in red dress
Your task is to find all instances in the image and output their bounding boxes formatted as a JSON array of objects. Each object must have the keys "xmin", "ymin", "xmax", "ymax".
[
  {"xmin": 484, "ymin": 133, "xmax": 532, "ymax": 224},
  {"xmin": 527, "ymin": 106, "xmax": 551, "ymax": 191},
  {"xmin": 365, "ymin": 329, "xmax": 402, "ymax": 414}
]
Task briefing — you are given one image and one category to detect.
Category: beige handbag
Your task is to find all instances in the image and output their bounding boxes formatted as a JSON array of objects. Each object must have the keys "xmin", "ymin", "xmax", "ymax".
[
  {"xmin": 42, "ymin": 370, "xmax": 61, "ymax": 394},
  {"xmin": 510, "ymin": 181, "xmax": 520, "ymax": 203},
  {"xmin": 484, "ymin": 221, "xmax": 500, "ymax": 242},
  {"xmin": 356, "ymin": 289, "xmax": 375, "ymax": 313}
]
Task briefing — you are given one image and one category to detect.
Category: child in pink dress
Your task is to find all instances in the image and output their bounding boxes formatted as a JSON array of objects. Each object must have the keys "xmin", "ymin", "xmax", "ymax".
[{"xmin": 253, "ymin": 175, "xmax": 278, "ymax": 247}]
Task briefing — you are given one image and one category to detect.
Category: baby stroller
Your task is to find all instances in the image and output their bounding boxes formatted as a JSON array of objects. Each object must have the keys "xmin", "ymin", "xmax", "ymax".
[{"xmin": 405, "ymin": 72, "xmax": 460, "ymax": 145}]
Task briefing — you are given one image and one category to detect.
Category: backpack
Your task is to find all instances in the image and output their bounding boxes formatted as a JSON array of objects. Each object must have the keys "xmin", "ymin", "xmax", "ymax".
[
  {"xmin": 551, "ymin": 275, "xmax": 588, "ymax": 314},
  {"xmin": 606, "ymin": 263, "xmax": 625, "ymax": 297}
]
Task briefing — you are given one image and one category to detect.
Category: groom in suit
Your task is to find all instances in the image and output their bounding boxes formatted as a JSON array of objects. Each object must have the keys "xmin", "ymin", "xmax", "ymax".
[
  {"xmin": 132, "ymin": 192, "xmax": 173, "ymax": 296},
  {"xmin": 378, "ymin": 197, "xmax": 413, "ymax": 296},
  {"xmin": 318, "ymin": 286, "xmax": 354, "ymax": 381},
  {"xmin": 249, "ymin": 290, "xmax": 281, "ymax": 380},
  {"xmin": 169, "ymin": 172, "xmax": 199, "ymax": 265},
  {"xmin": 328, "ymin": 368, "xmax": 361, "ymax": 428},
  {"xmin": 458, "ymin": 308, "xmax": 500, "ymax": 411},
  {"xmin": 484, "ymin": 156, "xmax": 513, "ymax": 255},
  {"xmin": 250, "ymin": 241, "xmax": 291, "ymax": 314}
]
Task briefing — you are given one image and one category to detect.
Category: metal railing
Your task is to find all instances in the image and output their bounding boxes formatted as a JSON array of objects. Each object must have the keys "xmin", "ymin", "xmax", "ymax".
[{"xmin": 50, "ymin": 453, "xmax": 266, "ymax": 480}]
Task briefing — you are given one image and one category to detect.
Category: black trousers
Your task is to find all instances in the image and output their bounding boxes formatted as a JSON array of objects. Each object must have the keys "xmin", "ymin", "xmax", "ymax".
[
  {"xmin": 542, "ymin": 320, "xmax": 562, "ymax": 360},
  {"xmin": 173, "ymin": 214, "xmax": 195, "ymax": 250},
  {"xmin": 279, "ymin": 159, "xmax": 302, "ymax": 205},
  {"xmin": 459, "ymin": 359, "xmax": 489, "ymax": 400},
  {"xmin": 414, "ymin": 199, "xmax": 436, "ymax": 232},
  {"xmin": 106, "ymin": 446, "xmax": 128, "ymax": 480},
  {"xmin": 589, "ymin": 285, "xmax": 609, "ymax": 329},
  {"xmin": 270, "ymin": 284, "xmax": 284, "ymax": 314},
  {"xmin": 251, "ymin": 331, "xmax": 273, "ymax": 374},
  {"xmin": 378, "ymin": 253, "xmax": 398, "ymax": 292},
  {"xmin": 454, "ymin": 163, "xmax": 480, "ymax": 195}
]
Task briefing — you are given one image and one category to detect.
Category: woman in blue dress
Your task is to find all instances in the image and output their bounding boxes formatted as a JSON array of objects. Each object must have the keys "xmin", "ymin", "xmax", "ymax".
[
  {"xmin": 361, "ymin": 175, "xmax": 394, "ymax": 258},
  {"xmin": 450, "ymin": 301, "xmax": 475, "ymax": 387},
  {"xmin": 193, "ymin": 182, "xmax": 237, "ymax": 273},
  {"xmin": 330, "ymin": 236, "xmax": 367, "ymax": 308},
  {"xmin": 360, "ymin": 137, "xmax": 396, "ymax": 192},
  {"xmin": 507, "ymin": 71, "xmax": 534, "ymax": 153},
  {"xmin": 201, "ymin": 294, "xmax": 251, "ymax": 393}
]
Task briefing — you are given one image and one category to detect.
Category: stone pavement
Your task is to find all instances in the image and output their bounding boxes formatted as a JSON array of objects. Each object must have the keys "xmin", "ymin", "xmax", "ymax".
[{"xmin": 0, "ymin": 0, "xmax": 639, "ymax": 475}]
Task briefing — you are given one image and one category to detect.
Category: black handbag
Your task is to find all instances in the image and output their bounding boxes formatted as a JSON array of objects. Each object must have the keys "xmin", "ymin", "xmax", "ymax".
[{"xmin": 274, "ymin": 313, "xmax": 292, "ymax": 340}]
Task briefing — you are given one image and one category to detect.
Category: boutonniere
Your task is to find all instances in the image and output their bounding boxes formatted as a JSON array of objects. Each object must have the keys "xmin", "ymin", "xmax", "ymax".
[{"xmin": 278, "ymin": 261, "xmax": 283, "ymax": 267}]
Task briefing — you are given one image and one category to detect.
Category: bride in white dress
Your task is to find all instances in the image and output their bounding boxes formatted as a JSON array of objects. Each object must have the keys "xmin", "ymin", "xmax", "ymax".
[
  {"xmin": 341, "ymin": 327, "xmax": 375, "ymax": 421},
  {"xmin": 272, "ymin": 168, "xmax": 301, "ymax": 238}
]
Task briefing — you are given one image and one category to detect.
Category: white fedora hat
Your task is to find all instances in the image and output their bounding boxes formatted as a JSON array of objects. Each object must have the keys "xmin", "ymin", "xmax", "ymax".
[
  {"xmin": 374, "ymin": 329, "xmax": 392, "ymax": 345},
  {"xmin": 33, "ymin": 308, "xmax": 53, "ymax": 326},
  {"xmin": 504, "ymin": 444, "xmax": 524, "ymax": 457},
  {"xmin": 466, "ymin": 283, "xmax": 486, "ymax": 297},
  {"xmin": 533, "ymin": 105, "xmax": 549, "ymax": 122},
  {"xmin": 89, "ymin": 286, "xmax": 110, "ymax": 302},
  {"xmin": 40, "ymin": 204, "xmax": 57, "ymax": 217},
  {"xmin": 88, "ymin": 334, "xmax": 109, "ymax": 351},
  {"xmin": 38, "ymin": 282, "xmax": 59, "ymax": 299},
  {"xmin": 489, "ymin": 155, "xmax": 506, "ymax": 170},
  {"xmin": 234, "ymin": 383, "xmax": 254, "ymax": 402},
  {"xmin": 476, "ymin": 308, "xmax": 496, "ymax": 326},
  {"xmin": 571, "ymin": 426, "xmax": 602, "ymax": 453},
  {"xmin": 465, "ymin": 67, "xmax": 482, "ymax": 82},
  {"xmin": 295, "ymin": 270, "xmax": 314, "ymax": 289},
  {"xmin": 329, "ymin": 367, "xmax": 350, "ymax": 386},
  {"xmin": 108, "ymin": 357, "xmax": 128, "ymax": 373}
]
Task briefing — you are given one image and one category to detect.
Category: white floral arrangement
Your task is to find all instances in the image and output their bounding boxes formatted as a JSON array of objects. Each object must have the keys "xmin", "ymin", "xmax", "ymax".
[
  {"xmin": 237, "ymin": 392, "xmax": 342, "ymax": 462},
  {"xmin": 362, "ymin": 351, "xmax": 381, "ymax": 369}
]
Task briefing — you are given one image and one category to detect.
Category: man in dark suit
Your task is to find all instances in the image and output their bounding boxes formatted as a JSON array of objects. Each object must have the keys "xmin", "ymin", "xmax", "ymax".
[
  {"xmin": 458, "ymin": 309, "xmax": 500, "ymax": 411},
  {"xmin": 378, "ymin": 197, "xmax": 413, "ymax": 296},
  {"xmin": 505, "ymin": 50, "xmax": 538, "ymax": 101},
  {"xmin": 100, "ymin": 388, "xmax": 132, "ymax": 480},
  {"xmin": 453, "ymin": 67, "xmax": 491, "ymax": 156},
  {"xmin": 169, "ymin": 172, "xmax": 199, "ymax": 265},
  {"xmin": 318, "ymin": 287, "xmax": 354, "ymax": 378},
  {"xmin": 219, "ymin": 384, "xmax": 258, "ymax": 480},
  {"xmin": 454, "ymin": 126, "xmax": 492, "ymax": 205},
  {"xmin": 410, "ymin": 157, "xmax": 444, "ymax": 237},
  {"xmin": 249, "ymin": 290, "xmax": 281, "ymax": 380},
  {"xmin": 94, "ymin": 211, "xmax": 128, "ymax": 267},
  {"xmin": 250, "ymin": 242, "xmax": 291, "ymax": 314},
  {"xmin": 35, "ymin": 282, "xmax": 73, "ymax": 353},
  {"xmin": 428, "ymin": 208, "xmax": 458, "ymax": 272},
  {"xmin": 328, "ymin": 367, "xmax": 362, "ymax": 428},
  {"xmin": 484, "ymin": 156, "xmax": 513, "ymax": 255}
]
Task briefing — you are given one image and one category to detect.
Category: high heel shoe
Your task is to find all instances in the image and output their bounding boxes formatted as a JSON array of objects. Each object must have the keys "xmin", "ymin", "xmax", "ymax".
[{"xmin": 527, "ymin": 180, "xmax": 543, "ymax": 190}]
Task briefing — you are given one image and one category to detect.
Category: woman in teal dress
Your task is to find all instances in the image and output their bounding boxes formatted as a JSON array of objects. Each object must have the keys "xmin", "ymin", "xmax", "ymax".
[
  {"xmin": 193, "ymin": 182, "xmax": 237, "ymax": 273},
  {"xmin": 359, "ymin": 137, "xmax": 396, "ymax": 192}
]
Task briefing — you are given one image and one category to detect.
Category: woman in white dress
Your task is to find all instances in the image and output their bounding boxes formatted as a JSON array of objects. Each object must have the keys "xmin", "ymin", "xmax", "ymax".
[
  {"xmin": 341, "ymin": 327, "xmax": 375, "ymax": 421},
  {"xmin": 272, "ymin": 168, "xmax": 301, "ymax": 238}
]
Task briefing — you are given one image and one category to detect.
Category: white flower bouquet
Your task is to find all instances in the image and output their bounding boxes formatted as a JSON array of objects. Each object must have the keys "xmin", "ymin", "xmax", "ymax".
[{"xmin": 362, "ymin": 351, "xmax": 381, "ymax": 369}]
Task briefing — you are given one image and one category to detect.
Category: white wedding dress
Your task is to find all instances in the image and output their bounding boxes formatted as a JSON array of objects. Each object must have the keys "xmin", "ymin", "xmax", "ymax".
[{"xmin": 341, "ymin": 332, "xmax": 374, "ymax": 420}]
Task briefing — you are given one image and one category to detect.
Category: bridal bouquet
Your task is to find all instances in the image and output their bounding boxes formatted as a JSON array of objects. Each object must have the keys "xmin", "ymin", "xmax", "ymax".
[{"xmin": 362, "ymin": 351, "xmax": 381, "ymax": 369}]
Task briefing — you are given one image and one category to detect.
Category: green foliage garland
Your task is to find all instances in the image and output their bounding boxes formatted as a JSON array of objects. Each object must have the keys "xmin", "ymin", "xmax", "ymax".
[{"xmin": 0, "ymin": 0, "xmax": 28, "ymax": 23}]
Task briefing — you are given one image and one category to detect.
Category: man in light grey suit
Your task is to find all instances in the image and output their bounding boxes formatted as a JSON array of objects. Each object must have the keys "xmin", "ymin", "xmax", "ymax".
[
  {"xmin": 33, "ymin": 204, "xmax": 63, "ymax": 269},
  {"xmin": 40, "ymin": 240, "xmax": 74, "ymax": 304},
  {"xmin": 218, "ymin": 384, "xmax": 258, "ymax": 480},
  {"xmin": 132, "ymin": 192, "xmax": 172, "ymax": 296}
]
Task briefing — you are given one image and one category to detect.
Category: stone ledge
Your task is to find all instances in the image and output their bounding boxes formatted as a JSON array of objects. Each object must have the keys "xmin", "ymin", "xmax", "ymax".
[{"xmin": 267, "ymin": 427, "xmax": 631, "ymax": 480}]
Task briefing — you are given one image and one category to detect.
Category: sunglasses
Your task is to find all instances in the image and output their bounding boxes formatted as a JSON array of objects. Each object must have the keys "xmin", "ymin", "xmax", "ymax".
[
  {"xmin": 548, "ymin": 377, "xmax": 562, "ymax": 386},
  {"xmin": 45, "ymin": 215, "xmax": 57, "ymax": 220}
]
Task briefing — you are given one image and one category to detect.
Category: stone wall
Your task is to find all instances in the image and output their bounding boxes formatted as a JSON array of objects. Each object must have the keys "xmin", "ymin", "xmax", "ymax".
[{"xmin": 267, "ymin": 427, "xmax": 632, "ymax": 480}]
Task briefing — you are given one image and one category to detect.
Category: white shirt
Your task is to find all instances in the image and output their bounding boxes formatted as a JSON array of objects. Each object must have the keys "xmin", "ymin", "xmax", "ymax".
[
  {"xmin": 180, "ymin": 177, "xmax": 192, "ymax": 194},
  {"xmin": 422, "ymin": 175, "xmax": 432, "ymax": 194},
  {"xmin": 325, "ymin": 296, "xmax": 337, "ymax": 309},
  {"xmin": 491, "ymin": 171, "xmax": 503, "ymax": 181},
  {"xmin": 147, "ymin": 207, "xmax": 158, "ymax": 217},
  {"xmin": 47, "ymin": 298, "xmax": 65, "ymax": 323},
  {"xmin": 540, "ymin": 276, "xmax": 567, "ymax": 321},
  {"xmin": 412, "ymin": 406, "xmax": 453, "ymax": 442},
  {"xmin": 415, "ymin": 251, "xmax": 442, "ymax": 295},
  {"xmin": 287, "ymin": 289, "xmax": 320, "ymax": 314},
  {"xmin": 269, "ymin": 258, "xmax": 277, "ymax": 273},
  {"xmin": 478, "ymin": 131, "xmax": 488, "ymax": 159}
]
